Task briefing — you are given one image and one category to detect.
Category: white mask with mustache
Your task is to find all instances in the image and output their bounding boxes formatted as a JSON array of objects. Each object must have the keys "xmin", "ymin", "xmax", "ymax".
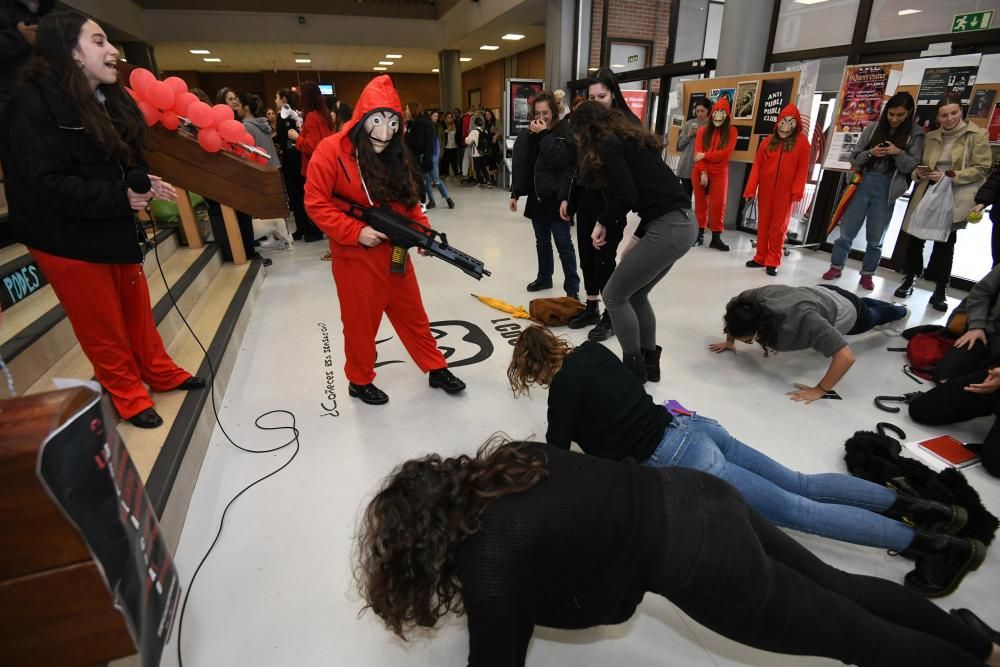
[{"xmin": 363, "ymin": 110, "xmax": 401, "ymax": 154}]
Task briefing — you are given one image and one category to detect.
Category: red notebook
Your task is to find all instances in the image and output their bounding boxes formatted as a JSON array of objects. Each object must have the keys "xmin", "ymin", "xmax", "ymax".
[{"xmin": 914, "ymin": 435, "xmax": 980, "ymax": 469}]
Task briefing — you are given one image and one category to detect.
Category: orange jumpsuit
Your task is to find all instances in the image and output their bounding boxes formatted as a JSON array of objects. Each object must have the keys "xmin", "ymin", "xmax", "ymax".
[
  {"xmin": 743, "ymin": 103, "xmax": 810, "ymax": 269},
  {"xmin": 304, "ymin": 75, "xmax": 447, "ymax": 386},
  {"xmin": 691, "ymin": 98, "xmax": 738, "ymax": 233}
]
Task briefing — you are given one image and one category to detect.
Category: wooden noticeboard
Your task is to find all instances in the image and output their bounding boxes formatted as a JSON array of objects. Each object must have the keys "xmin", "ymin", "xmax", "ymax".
[{"xmin": 666, "ymin": 70, "xmax": 801, "ymax": 164}]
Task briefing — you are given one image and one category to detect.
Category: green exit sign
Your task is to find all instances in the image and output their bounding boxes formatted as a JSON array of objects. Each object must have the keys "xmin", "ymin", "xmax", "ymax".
[{"xmin": 951, "ymin": 10, "xmax": 993, "ymax": 32}]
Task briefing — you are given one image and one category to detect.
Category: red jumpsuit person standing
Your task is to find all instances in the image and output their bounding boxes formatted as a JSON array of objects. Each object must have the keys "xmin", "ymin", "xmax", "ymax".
[
  {"xmin": 304, "ymin": 75, "xmax": 466, "ymax": 406},
  {"xmin": 743, "ymin": 103, "xmax": 810, "ymax": 275},
  {"xmin": 691, "ymin": 97, "xmax": 737, "ymax": 251}
]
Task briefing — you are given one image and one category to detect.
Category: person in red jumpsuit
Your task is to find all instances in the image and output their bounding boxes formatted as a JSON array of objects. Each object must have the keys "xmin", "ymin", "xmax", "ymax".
[
  {"xmin": 691, "ymin": 97, "xmax": 737, "ymax": 251},
  {"xmin": 743, "ymin": 103, "xmax": 811, "ymax": 276},
  {"xmin": 304, "ymin": 75, "xmax": 466, "ymax": 406}
]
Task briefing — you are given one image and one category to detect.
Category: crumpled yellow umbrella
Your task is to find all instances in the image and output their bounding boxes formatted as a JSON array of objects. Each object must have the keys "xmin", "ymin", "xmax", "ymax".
[{"xmin": 471, "ymin": 294, "xmax": 532, "ymax": 319}]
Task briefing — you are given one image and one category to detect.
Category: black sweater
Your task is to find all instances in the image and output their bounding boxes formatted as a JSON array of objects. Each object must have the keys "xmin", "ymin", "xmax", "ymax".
[
  {"xmin": 457, "ymin": 443, "xmax": 668, "ymax": 666},
  {"xmin": 546, "ymin": 341, "xmax": 671, "ymax": 462},
  {"xmin": 596, "ymin": 136, "xmax": 689, "ymax": 236}
]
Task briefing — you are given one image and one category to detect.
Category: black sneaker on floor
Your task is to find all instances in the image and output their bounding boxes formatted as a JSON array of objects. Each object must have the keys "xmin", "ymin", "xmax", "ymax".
[
  {"xmin": 694, "ymin": 229, "xmax": 705, "ymax": 247},
  {"xmin": 588, "ymin": 311, "xmax": 615, "ymax": 342},
  {"xmin": 428, "ymin": 368, "xmax": 466, "ymax": 394},
  {"xmin": 426, "ymin": 200, "xmax": 437, "ymax": 210},
  {"xmin": 129, "ymin": 407, "xmax": 164, "ymax": 429},
  {"xmin": 527, "ymin": 279, "xmax": 552, "ymax": 292},
  {"xmin": 446, "ymin": 198, "xmax": 455, "ymax": 209},
  {"xmin": 766, "ymin": 267, "xmax": 777, "ymax": 276},
  {"xmin": 746, "ymin": 259, "xmax": 764, "ymax": 268},
  {"xmin": 709, "ymin": 236, "xmax": 730, "ymax": 252},
  {"xmin": 348, "ymin": 382, "xmax": 389, "ymax": 405},
  {"xmin": 172, "ymin": 376, "xmax": 207, "ymax": 391}
]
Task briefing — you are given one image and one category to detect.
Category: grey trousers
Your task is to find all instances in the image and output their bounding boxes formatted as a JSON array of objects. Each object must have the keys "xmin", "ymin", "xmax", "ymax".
[{"xmin": 602, "ymin": 209, "xmax": 696, "ymax": 357}]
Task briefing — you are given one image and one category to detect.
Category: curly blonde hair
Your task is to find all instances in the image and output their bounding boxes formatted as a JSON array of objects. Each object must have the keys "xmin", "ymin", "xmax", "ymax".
[{"xmin": 507, "ymin": 325, "xmax": 573, "ymax": 397}]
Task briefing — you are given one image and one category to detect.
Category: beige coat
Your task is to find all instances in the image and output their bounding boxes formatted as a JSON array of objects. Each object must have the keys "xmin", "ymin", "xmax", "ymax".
[{"xmin": 903, "ymin": 122, "xmax": 991, "ymax": 230}]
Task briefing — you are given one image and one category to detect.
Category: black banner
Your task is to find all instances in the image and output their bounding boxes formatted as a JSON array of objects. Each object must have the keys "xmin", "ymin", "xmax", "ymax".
[
  {"xmin": 1, "ymin": 255, "xmax": 48, "ymax": 310},
  {"xmin": 753, "ymin": 78, "xmax": 794, "ymax": 136},
  {"xmin": 37, "ymin": 386, "xmax": 180, "ymax": 666}
]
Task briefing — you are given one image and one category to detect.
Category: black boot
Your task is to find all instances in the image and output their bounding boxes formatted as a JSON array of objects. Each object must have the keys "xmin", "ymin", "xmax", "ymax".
[
  {"xmin": 643, "ymin": 345, "xmax": 662, "ymax": 383},
  {"xmin": 694, "ymin": 229, "xmax": 705, "ymax": 247},
  {"xmin": 428, "ymin": 367, "xmax": 466, "ymax": 394},
  {"xmin": 884, "ymin": 493, "xmax": 968, "ymax": 535},
  {"xmin": 588, "ymin": 310, "xmax": 615, "ymax": 342},
  {"xmin": 172, "ymin": 376, "xmax": 207, "ymax": 391},
  {"xmin": 930, "ymin": 281, "xmax": 948, "ymax": 312},
  {"xmin": 446, "ymin": 197, "xmax": 455, "ymax": 209},
  {"xmin": 709, "ymin": 232, "xmax": 730, "ymax": 252},
  {"xmin": 348, "ymin": 382, "xmax": 389, "ymax": 405},
  {"xmin": 949, "ymin": 608, "xmax": 1000, "ymax": 645},
  {"xmin": 902, "ymin": 530, "xmax": 985, "ymax": 598},
  {"xmin": 568, "ymin": 300, "xmax": 600, "ymax": 329},
  {"xmin": 894, "ymin": 273, "xmax": 916, "ymax": 298},
  {"xmin": 623, "ymin": 353, "xmax": 647, "ymax": 384},
  {"xmin": 526, "ymin": 279, "xmax": 552, "ymax": 292},
  {"xmin": 129, "ymin": 407, "xmax": 164, "ymax": 429}
]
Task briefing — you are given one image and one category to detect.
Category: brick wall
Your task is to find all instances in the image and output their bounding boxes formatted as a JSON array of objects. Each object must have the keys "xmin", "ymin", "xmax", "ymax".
[{"xmin": 590, "ymin": 0, "xmax": 671, "ymax": 93}]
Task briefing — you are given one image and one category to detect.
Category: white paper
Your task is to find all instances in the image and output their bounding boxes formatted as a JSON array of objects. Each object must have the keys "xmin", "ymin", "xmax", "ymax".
[
  {"xmin": 885, "ymin": 69, "xmax": 902, "ymax": 97},
  {"xmin": 977, "ymin": 53, "xmax": 1000, "ymax": 84}
]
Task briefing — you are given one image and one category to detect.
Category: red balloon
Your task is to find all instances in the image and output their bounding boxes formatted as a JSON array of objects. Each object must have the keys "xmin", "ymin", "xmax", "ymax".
[
  {"xmin": 160, "ymin": 110, "xmax": 180, "ymax": 131},
  {"xmin": 146, "ymin": 80, "xmax": 175, "ymax": 111},
  {"xmin": 125, "ymin": 86, "xmax": 140, "ymax": 102},
  {"xmin": 241, "ymin": 131, "xmax": 255, "ymax": 146},
  {"xmin": 138, "ymin": 100, "xmax": 159, "ymax": 126},
  {"xmin": 187, "ymin": 101, "xmax": 213, "ymax": 128},
  {"xmin": 172, "ymin": 91, "xmax": 197, "ymax": 117},
  {"xmin": 218, "ymin": 118, "xmax": 245, "ymax": 143},
  {"xmin": 128, "ymin": 68, "xmax": 155, "ymax": 98},
  {"xmin": 164, "ymin": 76, "xmax": 188, "ymax": 96},
  {"xmin": 211, "ymin": 103, "xmax": 235, "ymax": 127},
  {"xmin": 197, "ymin": 127, "xmax": 223, "ymax": 153}
]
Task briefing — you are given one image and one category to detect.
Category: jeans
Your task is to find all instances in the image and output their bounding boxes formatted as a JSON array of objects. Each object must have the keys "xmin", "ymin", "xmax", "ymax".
[
  {"xmin": 422, "ymin": 157, "xmax": 450, "ymax": 204},
  {"xmin": 531, "ymin": 215, "xmax": 580, "ymax": 296},
  {"xmin": 652, "ymin": 467, "xmax": 990, "ymax": 667},
  {"xmin": 830, "ymin": 172, "xmax": 893, "ymax": 274},
  {"xmin": 643, "ymin": 414, "xmax": 913, "ymax": 550},
  {"xmin": 603, "ymin": 209, "xmax": 696, "ymax": 356},
  {"xmin": 816, "ymin": 284, "xmax": 907, "ymax": 334}
]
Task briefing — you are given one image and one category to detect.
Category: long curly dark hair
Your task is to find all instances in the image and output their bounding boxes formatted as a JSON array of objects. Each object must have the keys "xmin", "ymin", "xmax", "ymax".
[
  {"xmin": 571, "ymin": 100, "xmax": 661, "ymax": 186},
  {"xmin": 355, "ymin": 437, "xmax": 549, "ymax": 638},
  {"xmin": 722, "ymin": 294, "xmax": 783, "ymax": 356},
  {"xmin": 351, "ymin": 115, "xmax": 419, "ymax": 206},
  {"xmin": 507, "ymin": 324, "xmax": 573, "ymax": 397},
  {"xmin": 25, "ymin": 11, "xmax": 146, "ymax": 165}
]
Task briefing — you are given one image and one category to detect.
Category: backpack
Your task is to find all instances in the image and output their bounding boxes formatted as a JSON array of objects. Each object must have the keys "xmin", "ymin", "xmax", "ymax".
[
  {"xmin": 905, "ymin": 330, "xmax": 954, "ymax": 380},
  {"xmin": 477, "ymin": 127, "xmax": 493, "ymax": 156}
]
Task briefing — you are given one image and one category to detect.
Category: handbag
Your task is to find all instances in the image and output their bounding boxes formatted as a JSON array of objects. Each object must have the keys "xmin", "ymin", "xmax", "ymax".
[
  {"xmin": 528, "ymin": 297, "xmax": 585, "ymax": 326},
  {"xmin": 908, "ymin": 176, "xmax": 954, "ymax": 242}
]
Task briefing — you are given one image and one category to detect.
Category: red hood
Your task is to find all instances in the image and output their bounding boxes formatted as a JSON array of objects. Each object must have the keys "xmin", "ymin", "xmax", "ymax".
[
  {"xmin": 711, "ymin": 97, "xmax": 731, "ymax": 116},
  {"xmin": 339, "ymin": 74, "xmax": 403, "ymax": 148},
  {"xmin": 775, "ymin": 103, "xmax": 803, "ymax": 137}
]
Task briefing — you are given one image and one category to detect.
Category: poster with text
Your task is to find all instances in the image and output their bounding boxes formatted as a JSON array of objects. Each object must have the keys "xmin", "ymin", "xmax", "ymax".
[
  {"xmin": 753, "ymin": 77, "xmax": 794, "ymax": 136},
  {"xmin": 823, "ymin": 62, "xmax": 903, "ymax": 171},
  {"xmin": 711, "ymin": 87, "xmax": 736, "ymax": 107},
  {"xmin": 915, "ymin": 66, "xmax": 978, "ymax": 132},
  {"xmin": 621, "ymin": 89, "xmax": 650, "ymax": 126},
  {"xmin": 505, "ymin": 79, "xmax": 544, "ymax": 137},
  {"xmin": 969, "ymin": 89, "xmax": 998, "ymax": 119},
  {"xmin": 733, "ymin": 81, "xmax": 758, "ymax": 120}
]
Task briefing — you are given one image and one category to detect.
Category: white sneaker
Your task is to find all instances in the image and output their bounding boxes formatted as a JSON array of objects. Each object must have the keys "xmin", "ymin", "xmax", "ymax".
[{"xmin": 878, "ymin": 304, "xmax": 909, "ymax": 336}]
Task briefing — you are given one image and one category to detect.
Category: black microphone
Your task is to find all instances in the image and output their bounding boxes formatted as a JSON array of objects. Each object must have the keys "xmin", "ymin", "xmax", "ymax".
[{"xmin": 126, "ymin": 170, "xmax": 154, "ymax": 254}]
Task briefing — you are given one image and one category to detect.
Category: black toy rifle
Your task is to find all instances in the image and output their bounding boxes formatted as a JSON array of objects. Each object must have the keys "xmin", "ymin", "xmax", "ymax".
[{"xmin": 330, "ymin": 193, "xmax": 491, "ymax": 280}]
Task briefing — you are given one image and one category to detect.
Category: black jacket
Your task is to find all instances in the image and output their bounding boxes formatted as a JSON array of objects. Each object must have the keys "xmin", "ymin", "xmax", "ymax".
[
  {"xmin": 405, "ymin": 114, "xmax": 436, "ymax": 173},
  {"xmin": 0, "ymin": 0, "xmax": 53, "ymax": 112},
  {"xmin": 0, "ymin": 76, "xmax": 147, "ymax": 264},
  {"xmin": 976, "ymin": 162, "xmax": 1000, "ymax": 216},
  {"xmin": 511, "ymin": 118, "xmax": 575, "ymax": 220}
]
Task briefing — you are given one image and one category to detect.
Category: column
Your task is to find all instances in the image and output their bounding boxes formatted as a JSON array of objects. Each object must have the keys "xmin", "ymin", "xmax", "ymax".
[
  {"xmin": 438, "ymin": 50, "xmax": 462, "ymax": 113},
  {"xmin": 545, "ymin": 0, "xmax": 575, "ymax": 92}
]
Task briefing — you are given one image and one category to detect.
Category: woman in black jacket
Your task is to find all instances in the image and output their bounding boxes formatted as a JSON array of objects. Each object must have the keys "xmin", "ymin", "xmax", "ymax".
[
  {"xmin": 509, "ymin": 91, "xmax": 580, "ymax": 299},
  {"xmin": 972, "ymin": 161, "xmax": 1000, "ymax": 269},
  {"xmin": 0, "ymin": 11, "xmax": 203, "ymax": 428}
]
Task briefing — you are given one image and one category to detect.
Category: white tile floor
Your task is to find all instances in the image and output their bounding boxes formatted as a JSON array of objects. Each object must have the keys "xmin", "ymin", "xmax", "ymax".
[{"xmin": 162, "ymin": 183, "xmax": 1000, "ymax": 667}]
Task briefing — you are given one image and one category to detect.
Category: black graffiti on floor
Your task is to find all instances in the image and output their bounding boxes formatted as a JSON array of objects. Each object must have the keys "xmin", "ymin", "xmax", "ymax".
[{"xmin": 318, "ymin": 322, "xmax": 340, "ymax": 418}]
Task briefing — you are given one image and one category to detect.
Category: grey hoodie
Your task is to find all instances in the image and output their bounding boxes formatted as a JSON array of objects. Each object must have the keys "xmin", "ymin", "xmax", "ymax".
[{"xmin": 242, "ymin": 115, "xmax": 280, "ymax": 168}]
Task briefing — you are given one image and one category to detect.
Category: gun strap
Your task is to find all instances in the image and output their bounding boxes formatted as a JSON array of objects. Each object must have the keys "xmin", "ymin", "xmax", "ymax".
[{"xmin": 390, "ymin": 245, "xmax": 407, "ymax": 274}]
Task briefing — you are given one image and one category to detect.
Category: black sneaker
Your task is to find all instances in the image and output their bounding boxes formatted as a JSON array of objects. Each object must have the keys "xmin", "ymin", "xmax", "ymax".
[
  {"xmin": 426, "ymin": 200, "xmax": 437, "ymax": 210},
  {"xmin": 709, "ymin": 235, "xmax": 730, "ymax": 252},
  {"xmin": 129, "ymin": 407, "xmax": 163, "ymax": 429},
  {"xmin": 766, "ymin": 267, "xmax": 777, "ymax": 276},
  {"xmin": 172, "ymin": 376, "xmax": 207, "ymax": 391},
  {"xmin": 428, "ymin": 368, "xmax": 466, "ymax": 394},
  {"xmin": 694, "ymin": 229, "xmax": 705, "ymax": 246},
  {"xmin": 446, "ymin": 198, "xmax": 455, "ymax": 209},
  {"xmin": 526, "ymin": 280, "xmax": 552, "ymax": 292},
  {"xmin": 348, "ymin": 382, "xmax": 389, "ymax": 405},
  {"xmin": 746, "ymin": 259, "xmax": 764, "ymax": 268},
  {"xmin": 588, "ymin": 311, "xmax": 615, "ymax": 342},
  {"xmin": 568, "ymin": 304, "xmax": 601, "ymax": 329}
]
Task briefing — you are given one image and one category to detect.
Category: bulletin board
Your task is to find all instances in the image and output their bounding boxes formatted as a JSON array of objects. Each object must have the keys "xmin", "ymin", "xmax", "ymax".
[{"xmin": 666, "ymin": 70, "xmax": 801, "ymax": 164}]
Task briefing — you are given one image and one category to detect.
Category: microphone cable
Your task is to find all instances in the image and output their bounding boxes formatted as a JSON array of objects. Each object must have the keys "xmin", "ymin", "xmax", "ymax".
[{"xmin": 130, "ymin": 175, "xmax": 300, "ymax": 667}]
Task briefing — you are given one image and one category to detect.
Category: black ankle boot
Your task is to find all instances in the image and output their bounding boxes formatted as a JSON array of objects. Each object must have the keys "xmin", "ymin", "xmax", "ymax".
[
  {"xmin": 588, "ymin": 310, "xmax": 615, "ymax": 342},
  {"xmin": 623, "ymin": 353, "xmax": 647, "ymax": 384},
  {"xmin": 894, "ymin": 273, "xmax": 916, "ymax": 298},
  {"xmin": 348, "ymin": 382, "xmax": 389, "ymax": 405},
  {"xmin": 129, "ymin": 407, "xmax": 163, "ymax": 429},
  {"xmin": 902, "ymin": 530, "xmax": 985, "ymax": 598},
  {"xmin": 694, "ymin": 229, "xmax": 705, "ymax": 247},
  {"xmin": 709, "ymin": 233, "xmax": 730, "ymax": 252},
  {"xmin": 428, "ymin": 367, "xmax": 466, "ymax": 394},
  {"xmin": 446, "ymin": 197, "xmax": 455, "ymax": 209},
  {"xmin": 884, "ymin": 493, "xmax": 968, "ymax": 535},
  {"xmin": 643, "ymin": 345, "xmax": 662, "ymax": 382},
  {"xmin": 568, "ymin": 300, "xmax": 601, "ymax": 329},
  {"xmin": 930, "ymin": 281, "xmax": 948, "ymax": 312},
  {"xmin": 949, "ymin": 608, "xmax": 1000, "ymax": 645}
]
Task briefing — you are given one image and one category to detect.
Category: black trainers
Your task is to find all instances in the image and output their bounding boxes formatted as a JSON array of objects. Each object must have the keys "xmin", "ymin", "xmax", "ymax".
[
  {"xmin": 348, "ymin": 382, "xmax": 389, "ymax": 405},
  {"xmin": 446, "ymin": 198, "xmax": 455, "ymax": 209},
  {"xmin": 588, "ymin": 311, "xmax": 615, "ymax": 342},
  {"xmin": 129, "ymin": 407, "xmax": 164, "ymax": 429},
  {"xmin": 172, "ymin": 376, "xmax": 207, "ymax": 391},
  {"xmin": 709, "ymin": 234, "xmax": 730, "ymax": 252},
  {"xmin": 568, "ymin": 302, "xmax": 601, "ymax": 329},
  {"xmin": 428, "ymin": 368, "xmax": 466, "ymax": 394},
  {"xmin": 426, "ymin": 200, "xmax": 437, "ymax": 210},
  {"xmin": 746, "ymin": 259, "xmax": 764, "ymax": 268},
  {"xmin": 766, "ymin": 267, "xmax": 777, "ymax": 276},
  {"xmin": 526, "ymin": 279, "xmax": 552, "ymax": 292},
  {"xmin": 894, "ymin": 273, "xmax": 916, "ymax": 298},
  {"xmin": 694, "ymin": 229, "xmax": 705, "ymax": 246}
]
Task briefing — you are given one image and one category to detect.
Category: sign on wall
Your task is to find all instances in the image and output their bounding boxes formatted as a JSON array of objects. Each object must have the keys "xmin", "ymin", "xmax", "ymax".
[
  {"xmin": 504, "ymin": 79, "xmax": 544, "ymax": 137},
  {"xmin": 621, "ymin": 90, "xmax": 650, "ymax": 126},
  {"xmin": 753, "ymin": 78, "xmax": 795, "ymax": 136},
  {"xmin": 822, "ymin": 62, "xmax": 904, "ymax": 171}
]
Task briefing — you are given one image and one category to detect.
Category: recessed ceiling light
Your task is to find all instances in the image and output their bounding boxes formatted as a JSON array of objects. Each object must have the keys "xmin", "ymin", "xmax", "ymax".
[
  {"xmin": 385, "ymin": 54, "xmax": 402, "ymax": 59},
  {"xmin": 460, "ymin": 57, "xmax": 472, "ymax": 62},
  {"xmin": 203, "ymin": 57, "xmax": 222, "ymax": 62},
  {"xmin": 373, "ymin": 66, "xmax": 387, "ymax": 71},
  {"xmin": 897, "ymin": 8, "xmax": 922, "ymax": 15},
  {"xmin": 189, "ymin": 49, "xmax": 210, "ymax": 54},
  {"xmin": 295, "ymin": 58, "xmax": 311, "ymax": 63},
  {"xmin": 480, "ymin": 45, "xmax": 500, "ymax": 51},
  {"xmin": 432, "ymin": 68, "xmax": 439, "ymax": 73},
  {"xmin": 379, "ymin": 61, "xmax": 394, "ymax": 65},
  {"xmin": 794, "ymin": 0, "xmax": 828, "ymax": 4},
  {"xmin": 502, "ymin": 33, "xmax": 525, "ymax": 40}
]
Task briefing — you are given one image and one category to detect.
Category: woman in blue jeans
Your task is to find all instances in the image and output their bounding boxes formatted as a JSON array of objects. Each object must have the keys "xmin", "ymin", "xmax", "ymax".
[
  {"xmin": 823, "ymin": 92, "xmax": 923, "ymax": 290},
  {"xmin": 508, "ymin": 324, "xmax": 985, "ymax": 598}
]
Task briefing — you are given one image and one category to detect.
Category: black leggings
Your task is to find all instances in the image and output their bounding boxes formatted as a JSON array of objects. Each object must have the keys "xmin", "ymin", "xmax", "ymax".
[
  {"xmin": 903, "ymin": 230, "xmax": 957, "ymax": 283},
  {"xmin": 575, "ymin": 189, "xmax": 624, "ymax": 297},
  {"xmin": 651, "ymin": 467, "xmax": 991, "ymax": 667}
]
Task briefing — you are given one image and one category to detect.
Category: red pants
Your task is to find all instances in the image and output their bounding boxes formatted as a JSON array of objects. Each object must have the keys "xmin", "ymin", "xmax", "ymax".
[
  {"xmin": 331, "ymin": 250, "xmax": 446, "ymax": 385},
  {"xmin": 693, "ymin": 170, "xmax": 728, "ymax": 232},
  {"xmin": 31, "ymin": 249, "xmax": 191, "ymax": 419},
  {"xmin": 753, "ymin": 194, "xmax": 794, "ymax": 268}
]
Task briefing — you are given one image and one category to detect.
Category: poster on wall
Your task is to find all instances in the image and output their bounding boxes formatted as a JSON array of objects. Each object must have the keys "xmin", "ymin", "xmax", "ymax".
[
  {"xmin": 969, "ymin": 89, "xmax": 998, "ymax": 119},
  {"xmin": 621, "ymin": 89, "xmax": 650, "ymax": 126},
  {"xmin": 504, "ymin": 78, "xmax": 544, "ymax": 137},
  {"xmin": 753, "ymin": 77, "xmax": 794, "ymax": 136},
  {"xmin": 733, "ymin": 81, "xmax": 758, "ymax": 120},
  {"xmin": 915, "ymin": 66, "xmax": 978, "ymax": 132},
  {"xmin": 823, "ymin": 62, "xmax": 903, "ymax": 171},
  {"xmin": 735, "ymin": 125, "xmax": 752, "ymax": 152},
  {"xmin": 711, "ymin": 87, "xmax": 736, "ymax": 107},
  {"xmin": 686, "ymin": 92, "xmax": 709, "ymax": 119},
  {"xmin": 990, "ymin": 103, "xmax": 1000, "ymax": 144}
]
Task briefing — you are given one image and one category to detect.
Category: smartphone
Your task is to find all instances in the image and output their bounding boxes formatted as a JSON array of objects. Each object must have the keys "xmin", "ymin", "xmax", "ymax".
[
  {"xmin": 917, "ymin": 164, "xmax": 930, "ymax": 171},
  {"xmin": 878, "ymin": 141, "xmax": 891, "ymax": 148}
]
